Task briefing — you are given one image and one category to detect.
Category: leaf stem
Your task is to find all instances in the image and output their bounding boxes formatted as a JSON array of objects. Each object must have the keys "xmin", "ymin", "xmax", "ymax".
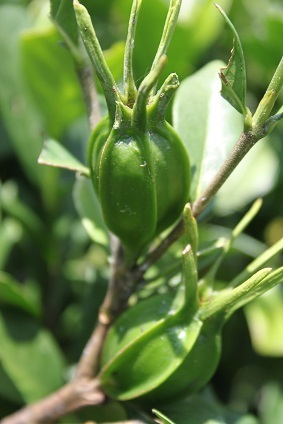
[
  {"xmin": 150, "ymin": 0, "xmax": 182, "ymax": 94},
  {"xmin": 229, "ymin": 236, "xmax": 283, "ymax": 288},
  {"xmin": 253, "ymin": 56, "xmax": 283, "ymax": 130},
  {"xmin": 123, "ymin": 0, "xmax": 142, "ymax": 106},
  {"xmin": 73, "ymin": 0, "xmax": 120, "ymax": 122},
  {"xmin": 132, "ymin": 56, "xmax": 167, "ymax": 131}
]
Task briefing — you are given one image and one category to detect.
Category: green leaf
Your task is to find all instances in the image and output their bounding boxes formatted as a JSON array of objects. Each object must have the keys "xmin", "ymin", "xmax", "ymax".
[
  {"xmin": 0, "ymin": 181, "xmax": 45, "ymax": 246},
  {"xmin": 158, "ymin": 390, "xmax": 258, "ymax": 424},
  {"xmin": 38, "ymin": 138, "xmax": 90, "ymax": 176},
  {"xmin": 49, "ymin": 0, "xmax": 79, "ymax": 50},
  {"xmin": 215, "ymin": 137, "xmax": 279, "ymax": 214},
  {"xmin": 0, "ymin": 272, "xmax": 40, "ymax": 317},
  {"xmin": 216, "ymin": 4, "xmax": 247, "ymax": 115},
  {"xmin": 173, "ymin": 60, "xmax": 243, "ymax": 202},
  {"xmin": 20, "ymin": 26, "xmax": 85, "ymax": 139},
  {"xmin": 153, "ymin": 409, "xmax": 175, "ymax": 424},
  {"xmin": 245, "ymin": 286, "xmax": 283, "ymax": 356},
  {"xmin": 73, "ymin": 175, "xmax": 109, "ymax": 247},
  {"xmin": 0, "ymin": 309, "xmax": 65, "ymax": 403},
  {"xmin": 0, "ymin": 5, "xmax": 43, "ymax": 185},
  {"xmin": 0, "ymin": 218, "xmax": 22, "ymax": 270},
  {"xmin": 258, "ymin": 382, "xmax": 283, "ymax": 424}
]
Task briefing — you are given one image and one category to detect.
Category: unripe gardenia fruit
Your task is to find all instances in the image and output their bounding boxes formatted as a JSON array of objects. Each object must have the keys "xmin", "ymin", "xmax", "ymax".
[
  {"xmin": 74, "ymin": 0, "xmax": 190, "ymax": 259},
  {"xmin": 98, "ymin": 205, "xmax": 283, "ymax": 404}
]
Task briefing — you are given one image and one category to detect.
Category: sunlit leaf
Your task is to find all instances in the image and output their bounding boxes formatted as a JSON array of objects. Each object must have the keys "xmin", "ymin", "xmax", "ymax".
[
  {"xmin": 38, "ymin": 138, "xmax": 89, "ymax": 176},
  {"xmin": 245, "ymin": 286, "xmax": 283, "ymax": 356},
  {"xmin": 215, "ymin": 137, "xmax": 279, "ymax": 213},
  {"xmin": 173, "ymin": 60, "xmax": 243, "ymax": 202}
]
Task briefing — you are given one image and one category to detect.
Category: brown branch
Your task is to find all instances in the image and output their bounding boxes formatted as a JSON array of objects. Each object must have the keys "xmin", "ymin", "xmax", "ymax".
[
  {"xmin": 0, "ymin": 379, "xmax": 104, "ymax": 424},
  {"xmin": 1, "ymin": 235, "xmax": 128, "ymax": 423},
  {"xmin": 76, "ymin": 234, "xmax": 125, "ymax": 380}
]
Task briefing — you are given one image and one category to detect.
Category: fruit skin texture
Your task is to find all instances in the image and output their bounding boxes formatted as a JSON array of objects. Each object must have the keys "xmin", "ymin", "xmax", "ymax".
[
  {"xmin": 98, "ymin": 289, "xmax": 221, "ymax": 405},
  {"xmin": 88, "ymin": 103, "xmax": 190, "ymax": 255},
  {"xmin": 99, "ymin": 244, "xmax": 273, "ymax": 405}
]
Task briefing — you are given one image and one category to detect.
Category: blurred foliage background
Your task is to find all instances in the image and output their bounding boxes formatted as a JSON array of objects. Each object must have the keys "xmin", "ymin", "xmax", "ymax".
[{"xmin": 0, "ymin": 0, "xmax": 283, "ymax": 422}]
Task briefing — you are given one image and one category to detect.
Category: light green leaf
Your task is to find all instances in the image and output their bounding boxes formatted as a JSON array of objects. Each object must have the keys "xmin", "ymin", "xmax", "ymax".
[
  {"xmin": 216, "ymin": 4, "xmax": 247, "ymax": 115},
  {"xmin": 173, "ymin": 60, "xmax": 243, "ymax": 202},
  {"xmin": 245, "ymin": 286, "xmax": 283, "ymax": 356},
  {"xmin": 38, "ymin": 138, "xmax": 90, "ymax": 176},
  {"xmin": 215, "ymin": 138, "xmax": 279, "ymax": 214},
  {"xmin": 0, "ymin": 310, "xmax": 65, "ymax": 403},
  {"xmin": 73, "ymin": 175, "xmax": 109, "ymax": 247},
  {"xmin": 258, "ymin": 382, "xmax": 283, "ymax": 424},
  {"xmin": 153, "ymin": 409, "xmax": 175, "ymax": 424}
]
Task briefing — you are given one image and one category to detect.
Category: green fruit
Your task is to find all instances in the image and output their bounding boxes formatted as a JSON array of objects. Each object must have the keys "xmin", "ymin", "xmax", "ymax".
[
  {"xmin": 75, "ymin": 0, "xmax": 190, "ymax": 257},
  {"xmin": 99, "ymin": 244, "xmax": 201, "ymax": 402},
  {"xmin": 99, "ymin": 235, "xmax": 277, "ymax": 403}
]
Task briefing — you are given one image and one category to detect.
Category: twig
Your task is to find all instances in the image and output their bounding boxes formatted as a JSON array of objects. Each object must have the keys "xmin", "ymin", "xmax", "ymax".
[
  {"xmin": 76, "ymin": 234, "xmax": 125, "ymax": 379},
  {"xmin": 0, "ymin": 379, "xmax": 104, "ymax": 424},
  {"xmin": 137, "ymin": 129, "xmax": 262, "ymax": 272}
]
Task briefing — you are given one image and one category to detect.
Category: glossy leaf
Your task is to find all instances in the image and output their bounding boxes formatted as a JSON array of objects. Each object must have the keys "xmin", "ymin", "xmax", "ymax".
[
  {"xmin": 216, "ymin": 4, "xmax": 247, "ymax": 115},
  {"xmin": 173, "ymin": 60, "xmax": 243, "ymax": 202},
  {"xmin": 38, "ymin": 138, "xmax": 89, "ymax": 176},
  {"xmin": 73, "ymin": 175, "xmax": 109, "ymax": 247},
  {"xmin": 0, "ymin": 310, "xmax": 65, "ymax": 403}
]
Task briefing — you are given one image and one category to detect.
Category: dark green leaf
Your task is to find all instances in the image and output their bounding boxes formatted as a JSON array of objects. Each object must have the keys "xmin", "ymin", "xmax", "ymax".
[
  {"xmin": 159, "ymin": 390, "xmax": 258, "ymax": 424},
  {"xmin": 50, "ymin": 0, "xmax": 79, "ymax": 48},
  {"xmin": 0, "ymin": 309, "xmax": 65, "ymax": 403},
  {"xmin": 38, "ymin": 138, "xmax": 89, "ymax": 176}
]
